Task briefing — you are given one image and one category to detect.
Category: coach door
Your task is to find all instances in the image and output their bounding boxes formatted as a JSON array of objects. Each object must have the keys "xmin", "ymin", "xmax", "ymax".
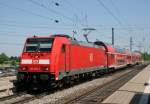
[
  {"xmin": 64, "ymin": 44, "xmax": 70, "ymax": 72},
  {"xmin": 61, "ymin": 44, "xmax": 70, "ymax": 72}
]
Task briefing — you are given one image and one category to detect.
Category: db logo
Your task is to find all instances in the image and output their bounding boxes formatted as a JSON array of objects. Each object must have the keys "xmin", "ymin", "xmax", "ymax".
[{"xmin": 32, "ymin": 60, "xmax": 39, "ymax": 64}]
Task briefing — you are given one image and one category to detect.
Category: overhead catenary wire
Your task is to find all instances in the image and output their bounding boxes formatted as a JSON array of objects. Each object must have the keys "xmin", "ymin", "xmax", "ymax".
[
  {"xmin": 109, "ymin": 0, "xmax": 125, "ymax": 21},
  {"xmin": 0, "ymin": 23, "xmax": 75, "ymax": 29},
  {"xmin": 1, "ymin": 22, "xmax": 150, "ymax": 30},
  {"xmin": 49, "ymin": 0, "xmax": 60, "ymax": 6},
  {"xmin": 63, "ymin": 0, "xmax": 84, "ymax": 18},
  {"xmin": 63, "ymin": 0, "xmax": 82, "ymax": 13},
  {"xmin": 0, "ymin": 2, "xmax": 56, "ymax": 22},
  {"xmin": 96, "ymin": 0, "xmax": 123, "ymax": 25},
  {"xmin": 0, "ymin": 30, "xmax": 72, "ymax": 35},
  {"xmin": 49, "ymin": 0, "xmax": 84, "ymax": 28},
  {"xmin": 63, "ymin": 0, "xmax": 90, "ymax": 28},
  {"xmin": 0, "ymin": 42, "xmax": 22, "ymax": 46},
  {"xmin": 109, "ymin": 0, "xmax": 134, "ymax": 40},
  {"xmin": 0, "ymin": 33, "xmax": 27, "ymax": 37},
  {"xmin": 96, "ymin": 0, "xmax": 139, "ymax": 48},
  {"xmin": 27, "ymin": 0, "xmax": 75, "ymax": 23},
  {"xmin": 0, "ymin": 1, "xmax": 149, "ymax": 55}
]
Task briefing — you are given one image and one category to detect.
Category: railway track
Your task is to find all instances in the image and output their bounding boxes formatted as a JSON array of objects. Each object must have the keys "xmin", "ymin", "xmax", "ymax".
[
  {"xmin": 63, "ymin": 63, "xmax": 148, "ymax": 104},
  {"xmin": 0, "ymin": 74, "xmax": 15, "ymax": 78},
  {"xmin": 0, "ymin": 63, "xmax": 148, "ymax": 104},
  {"xmin": 0, "ymin": 92, "xmax": 27, "ymax": 101},
  {"xmin": 0, "ymin": 89, "xmax": 55, "ymax": 104},
  {"xmin": 0, "ymin": 92, "xmax": 39, "ymax": 104}
]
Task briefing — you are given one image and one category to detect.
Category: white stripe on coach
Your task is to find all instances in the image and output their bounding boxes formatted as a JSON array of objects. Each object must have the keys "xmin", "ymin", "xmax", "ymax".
[
  {"xmin": 39, "ymin": 59, "xmax": 50, "ymax": 64},
  {"xmin": 21, "ymin": 59, "xmax": 32, "ymax": 64}
]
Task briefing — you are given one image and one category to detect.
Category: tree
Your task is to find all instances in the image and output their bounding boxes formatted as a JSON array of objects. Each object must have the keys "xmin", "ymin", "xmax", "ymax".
[
  {"xmin": 11, "ymin": 60, "xmax": 16, "ymax": 66},
  {"xmin": 141, "ymin": 52, "xmax": 150, "ymax": 61},
  {"xmin": 0, "ymin": 53, "xmax": 9, "ymax": 64},
  {"xmin": 10, "ymin": 56, "xmax": 19, "ymax": 62}
]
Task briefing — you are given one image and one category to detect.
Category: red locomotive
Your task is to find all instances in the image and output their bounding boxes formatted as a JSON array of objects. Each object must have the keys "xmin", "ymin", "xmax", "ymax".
[{"xmin": 15, "ymin": 34, "xmax": 142, "ymax": 89}]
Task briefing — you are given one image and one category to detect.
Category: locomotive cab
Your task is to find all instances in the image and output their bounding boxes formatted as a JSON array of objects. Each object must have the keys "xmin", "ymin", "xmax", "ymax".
[{"xmin": 20, "ymin": 37, "xmax": 53, "ymax": 72}]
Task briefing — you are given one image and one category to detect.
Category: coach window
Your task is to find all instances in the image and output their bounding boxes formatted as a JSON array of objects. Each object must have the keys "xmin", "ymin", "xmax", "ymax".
[
  {"xmin": 127, "ymin": 56, "xmax": 131, "ymax": 59},
  {"xmin": 111, "ymin": 54, "xmax": 115, "ymax": 58},
  {"xmin": 62, "ymin": 44, "xmax": 66, "ymax": 53}
]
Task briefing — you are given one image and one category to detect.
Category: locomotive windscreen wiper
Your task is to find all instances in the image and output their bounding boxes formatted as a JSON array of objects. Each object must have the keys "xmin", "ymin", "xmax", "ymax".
[{"xmin": 36, "ymin": 43, "xmax": 40, "ymax": 52}]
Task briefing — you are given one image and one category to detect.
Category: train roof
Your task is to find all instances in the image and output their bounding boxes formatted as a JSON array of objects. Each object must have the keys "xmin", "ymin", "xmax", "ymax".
[
  {"xmin": 28, "ymin": 34, "xmax": 133, "ymax": 54},
  {"xmin": 50, "ymin": 34, "xmax": 72, "ymax": 39},
  {"xmin": 51, "ymin": 34, "xmax": 117, "ymax": 52}
]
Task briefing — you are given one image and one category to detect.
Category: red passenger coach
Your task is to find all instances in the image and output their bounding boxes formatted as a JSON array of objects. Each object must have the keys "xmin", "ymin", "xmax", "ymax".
[
  {"xmin": 131, "ymin": 52, "xmax": 142, "ymax": 64},
  {"xmin": 15, "ymin": 34, "xmax": 142, "ymax": 89}
]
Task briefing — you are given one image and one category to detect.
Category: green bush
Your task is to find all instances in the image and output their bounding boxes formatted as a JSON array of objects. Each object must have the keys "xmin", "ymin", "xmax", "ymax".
[
  {"xmin": 141, "ymin": 52, "xmax": 150, "ymax": 61},
  {"xmin": 0, "ymin": 53, "xmax": 19, "ymax": 65},
  {"xmin": 0, "ymin": 53, "xmax": 9, "ymax": 64}
]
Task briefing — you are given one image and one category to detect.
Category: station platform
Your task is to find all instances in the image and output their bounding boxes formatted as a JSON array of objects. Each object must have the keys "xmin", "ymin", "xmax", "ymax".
[{"xmin": 102, "ymin": 64, "xmax": 150, "ymax": 104}]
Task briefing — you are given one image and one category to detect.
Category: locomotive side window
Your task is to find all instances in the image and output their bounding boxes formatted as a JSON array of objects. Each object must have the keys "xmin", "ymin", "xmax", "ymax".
[
  {"xmin": 25, "ymin": 38, "xmax": 54, "ymax": 52},
  {"xmin": 62, "ymin": 44, "xmax": 66, "ymax": 53}
]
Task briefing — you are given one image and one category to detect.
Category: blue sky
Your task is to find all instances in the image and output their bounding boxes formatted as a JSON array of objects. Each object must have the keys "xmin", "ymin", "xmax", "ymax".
[{"xmin": 0, "ymin": 0, "xmax": 150, "ymax": 56}]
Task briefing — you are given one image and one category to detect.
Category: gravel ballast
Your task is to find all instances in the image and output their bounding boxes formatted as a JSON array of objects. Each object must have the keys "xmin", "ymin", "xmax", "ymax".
[{"xmin": 26, "ymin": 69, "xmax": 132, "ymax": 104}]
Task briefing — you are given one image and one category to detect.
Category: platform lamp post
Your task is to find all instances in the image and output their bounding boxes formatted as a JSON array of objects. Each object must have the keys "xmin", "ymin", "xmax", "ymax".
[
  {"xmin": 143, "ymin": 38, "xmax": 145, "ymax": 61},
  {"xmin": 130, "ymin": 37, "xmax": 133, "ymax": 52}
]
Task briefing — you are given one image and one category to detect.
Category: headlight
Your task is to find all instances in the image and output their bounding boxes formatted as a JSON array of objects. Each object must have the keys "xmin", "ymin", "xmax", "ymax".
[
  {"xmin": 42, "ymin": 67, "xmax": 49, "ymax": 71},
  {"xmin": 21, "ymin": 67, "xmax": 27, "ymax": 71}
]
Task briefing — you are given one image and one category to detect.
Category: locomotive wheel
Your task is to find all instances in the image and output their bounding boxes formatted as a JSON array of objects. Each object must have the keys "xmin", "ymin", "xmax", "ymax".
[
  {"xmin": 57, "ymin": 81, "xmax": 64, "ymax": 88},
  {"xmin": 92, "ymin": 72, "xmax": 96, "ymax": 78}
]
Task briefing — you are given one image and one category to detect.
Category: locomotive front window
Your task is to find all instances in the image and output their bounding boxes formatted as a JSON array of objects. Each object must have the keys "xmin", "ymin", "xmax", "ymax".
[{"xmin": 25, "ymin": 38, "xmax": 54, "ymax": 52}]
